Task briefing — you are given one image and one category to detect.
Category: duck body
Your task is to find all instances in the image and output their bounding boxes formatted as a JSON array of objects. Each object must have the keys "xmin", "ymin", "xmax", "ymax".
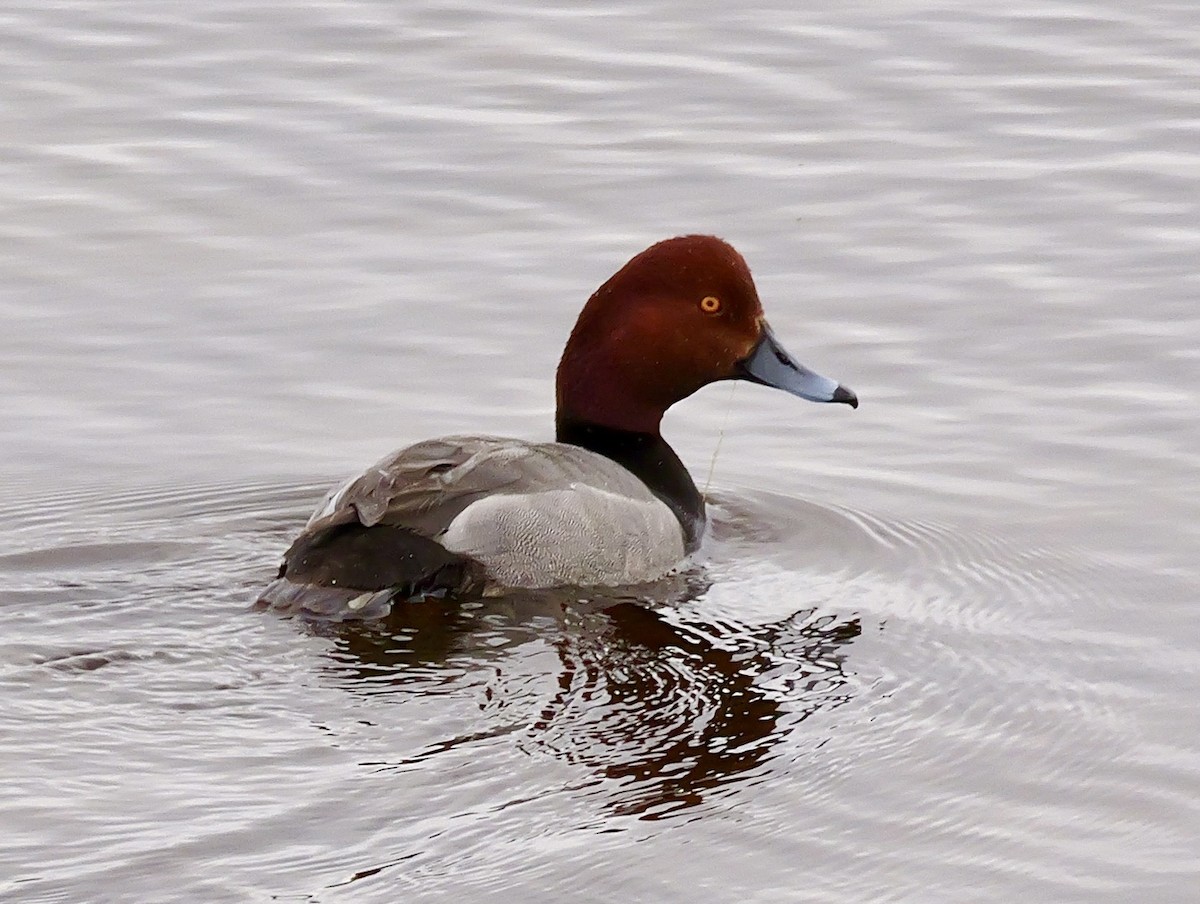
[{"xmin": 258, "ymin": 235, "xmax": 857, "ymax": 616}]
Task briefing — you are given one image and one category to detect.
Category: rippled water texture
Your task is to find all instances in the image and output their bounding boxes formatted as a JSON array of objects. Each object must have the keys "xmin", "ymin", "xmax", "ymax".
[{"xmin": 2, "ymin": 1, "xmax": 1199, "ymax": 902}]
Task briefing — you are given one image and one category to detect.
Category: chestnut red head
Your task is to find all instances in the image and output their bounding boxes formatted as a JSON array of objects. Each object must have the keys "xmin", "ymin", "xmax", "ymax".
[{"xmin": 556, "ymin": 235, "xmax": 857, "ymax": 435}]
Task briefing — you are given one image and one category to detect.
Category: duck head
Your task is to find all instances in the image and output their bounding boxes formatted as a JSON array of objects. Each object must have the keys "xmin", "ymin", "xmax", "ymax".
[{"xmin": 556, "ymin": 234, "xmax": 858, "ymax": 435}]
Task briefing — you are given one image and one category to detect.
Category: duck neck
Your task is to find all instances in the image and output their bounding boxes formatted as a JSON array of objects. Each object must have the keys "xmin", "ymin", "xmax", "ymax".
[{"xmin": 555, "ymin": 415, "xmax": 706, "ymax": 551}]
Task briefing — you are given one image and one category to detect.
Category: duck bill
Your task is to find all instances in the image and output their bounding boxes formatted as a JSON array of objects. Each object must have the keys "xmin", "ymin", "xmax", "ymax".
[{"xmin": 736, "ymin": 323, "xmax": 858, "ymax": 408}]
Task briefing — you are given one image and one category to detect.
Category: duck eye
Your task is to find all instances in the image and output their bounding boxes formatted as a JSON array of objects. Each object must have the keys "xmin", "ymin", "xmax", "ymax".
[{"xmin": 699, "ymin": 296, "xmax": 721, "ymax": 314}]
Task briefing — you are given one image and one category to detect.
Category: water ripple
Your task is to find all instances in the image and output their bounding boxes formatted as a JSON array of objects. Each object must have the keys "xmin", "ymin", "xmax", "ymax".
[{"xmin": 4, "ymin": 0, "xmax": 1200, "ymax": 899}]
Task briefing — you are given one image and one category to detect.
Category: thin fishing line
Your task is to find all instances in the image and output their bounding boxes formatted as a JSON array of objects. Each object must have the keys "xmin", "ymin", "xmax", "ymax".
[{"xmin": 703, "ymin": 381, "xmax": 738, "ymax": 499}]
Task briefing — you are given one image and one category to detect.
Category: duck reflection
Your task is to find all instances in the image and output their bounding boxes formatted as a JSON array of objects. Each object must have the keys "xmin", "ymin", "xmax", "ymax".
[
  {"xmin": 310, "ymin": 574, "xmax": 861, "ymax": 819},
  {"xmin": 529, "ymin": 597, "xmax": 860, "ymax": 818}
]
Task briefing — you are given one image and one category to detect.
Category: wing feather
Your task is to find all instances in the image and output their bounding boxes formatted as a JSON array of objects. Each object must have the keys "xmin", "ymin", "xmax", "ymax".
[{"xmin": 304, "ymin": 435, "xmax": 660, "ymax": 538}]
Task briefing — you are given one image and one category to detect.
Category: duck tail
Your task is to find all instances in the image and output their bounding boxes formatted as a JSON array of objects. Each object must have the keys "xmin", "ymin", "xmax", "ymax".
[
  {"xmin": 254, "ymin": 522, "xmax": 486, "ymax": 620},
  {"xmin": 254, "ymin": 577, "xmax": 400, "ymax": 620}
]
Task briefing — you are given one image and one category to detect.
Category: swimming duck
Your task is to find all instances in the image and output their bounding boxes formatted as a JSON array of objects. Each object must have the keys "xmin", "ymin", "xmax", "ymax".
[{"xmin": 258, "ymin": 235, "xmax": 856, "ymax": 614}]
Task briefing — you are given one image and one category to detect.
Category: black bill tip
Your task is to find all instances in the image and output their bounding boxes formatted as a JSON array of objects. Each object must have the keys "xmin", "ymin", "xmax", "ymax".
[{"xmin": 832, "ymin": 384, "xmax": 859, "ymax": 409}]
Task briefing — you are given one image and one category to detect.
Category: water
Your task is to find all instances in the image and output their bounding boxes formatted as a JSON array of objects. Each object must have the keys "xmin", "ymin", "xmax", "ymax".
[{"xmin": 2, "ymin": 1, "xmax": 1198, "ymax": 901}]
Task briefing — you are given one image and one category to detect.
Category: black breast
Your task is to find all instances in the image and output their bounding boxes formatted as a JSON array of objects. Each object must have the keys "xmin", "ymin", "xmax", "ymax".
[{"xmin": 555, "ymin": 417, "xmax": 706, "ymax": 551}]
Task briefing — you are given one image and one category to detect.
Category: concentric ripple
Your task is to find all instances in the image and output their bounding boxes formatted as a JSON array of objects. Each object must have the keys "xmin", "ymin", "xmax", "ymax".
[{"xmin": 4, "ymin": 0, "xmax": 1200, "ymax": 898}]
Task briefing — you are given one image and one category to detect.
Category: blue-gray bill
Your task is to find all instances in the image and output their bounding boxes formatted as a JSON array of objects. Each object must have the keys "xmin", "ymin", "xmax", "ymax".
[{"xmin": 737, "ymin": 322, "xmax": 858, "ymax": 408}]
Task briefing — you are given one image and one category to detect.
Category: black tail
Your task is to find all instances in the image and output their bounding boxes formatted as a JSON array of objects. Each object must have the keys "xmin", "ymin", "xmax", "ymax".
[{"xmin": 256, "ymin": 522, "xmax": 485, "ymax": 619}]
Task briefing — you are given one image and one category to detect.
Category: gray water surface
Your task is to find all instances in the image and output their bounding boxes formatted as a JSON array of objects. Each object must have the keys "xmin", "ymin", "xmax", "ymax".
[{"xmin": 2, "ymin": 1, "xmax": 1199, "ymax": 902}]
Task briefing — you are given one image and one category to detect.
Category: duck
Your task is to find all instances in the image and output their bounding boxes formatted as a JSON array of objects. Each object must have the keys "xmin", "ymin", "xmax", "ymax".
[{"xmin": 257, "ymin": 235, "xmax": 857, "ymax": 615}]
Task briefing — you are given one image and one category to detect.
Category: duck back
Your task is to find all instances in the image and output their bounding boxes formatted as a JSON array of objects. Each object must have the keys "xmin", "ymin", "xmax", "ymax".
[{"xmin": 256, "ymin": 436, "xmax": 687, "ymax": 616}]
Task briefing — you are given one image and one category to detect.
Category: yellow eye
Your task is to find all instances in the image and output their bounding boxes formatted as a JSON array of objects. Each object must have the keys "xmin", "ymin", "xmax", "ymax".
[{"xmin": 700, "ymin": 295, "xmax": 721, "ymax": 314}]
